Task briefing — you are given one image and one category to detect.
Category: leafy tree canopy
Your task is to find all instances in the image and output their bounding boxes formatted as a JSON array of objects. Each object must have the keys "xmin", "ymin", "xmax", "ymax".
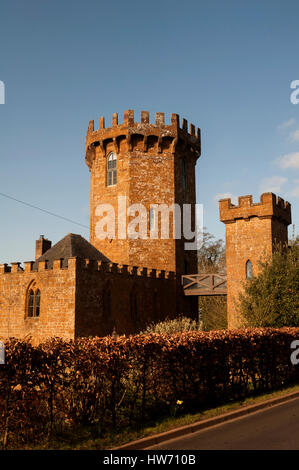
[
  {"xmin": 197, "ymin": 229, "xmax": 226, "ymax": 274},
  {"xmin": 239, "ymin": 239, "xmax": 299, "ymax": 327}
]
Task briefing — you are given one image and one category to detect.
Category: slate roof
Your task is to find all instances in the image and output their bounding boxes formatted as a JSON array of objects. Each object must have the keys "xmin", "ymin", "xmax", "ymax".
[{"xmin": 34, "ymin": 233, "xmax": 110, "ymax": 268}]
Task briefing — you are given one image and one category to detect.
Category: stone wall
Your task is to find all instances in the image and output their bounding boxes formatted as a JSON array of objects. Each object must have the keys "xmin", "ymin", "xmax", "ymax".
[
  {"xmin": 85, "ymin": 110, "xmax": 201, "ymax": 275},
  {"xmin": 0, "ymin": 259, "xmax": 77, "ymax": 344},
  {"xmin": 0, "ymin": 258, "xmax": 196, "ymax": 343},
  {"xmin": 219, "ymin": 193, "xmax": 292, "ymax": 328},
  {"xmin": 74, "ymin": 259, "xmax": 181, "ymax": 337}
]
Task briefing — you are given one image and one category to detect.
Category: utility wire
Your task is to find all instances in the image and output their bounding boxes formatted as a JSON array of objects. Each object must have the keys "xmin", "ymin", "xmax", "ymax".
[{"xmin": 0, "ymin": 192, "xmax": 89, "ymax": 229}]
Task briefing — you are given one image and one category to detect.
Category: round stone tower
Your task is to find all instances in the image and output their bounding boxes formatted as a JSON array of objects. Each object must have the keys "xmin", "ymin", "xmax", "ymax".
[{"xmin": 85, "ymin": 110, "xmax": 201, "ymax": 274}]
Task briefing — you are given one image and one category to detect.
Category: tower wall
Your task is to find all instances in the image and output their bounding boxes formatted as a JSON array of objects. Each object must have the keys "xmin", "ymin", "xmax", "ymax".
[
  {"xmin": 219, "ymin": 193, "xmax": 291, "ymax": 328},
  {"xmin": 85, "ymin": 110, "xmax": 201, "ymax": 274}
]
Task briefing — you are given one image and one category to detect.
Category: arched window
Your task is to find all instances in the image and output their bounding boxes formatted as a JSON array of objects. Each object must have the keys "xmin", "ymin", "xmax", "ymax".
[
  {"xmin": 35, "ymin": 290, "xmax": 40, "ymax": 317},
  {"xmin": 246, "ymin": 260, "xmax": 253, "ymax": 279},
  {"xmin": 107, "ymin": 152, "xmax": 117, "ymax": 186},
  {"xmin": 26, "ymin": 283, "xmax": 41, "ymax": 318},
  {"xmin": 28, "ymin": 290, "xmax": 34, "ymax": 317}
]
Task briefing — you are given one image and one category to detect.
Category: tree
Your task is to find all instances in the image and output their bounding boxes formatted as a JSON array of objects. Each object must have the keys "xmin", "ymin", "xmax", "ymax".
[
  {"xmin": 197, "ymin": 230, "xmax": 227, "ymax": 330},
  {"xmin": 239, "ymin": 241, "xmax": 299, "ymax": 327},
  {"xmin": 197, "ymin": 230, "xmax": 226, "ymax": 274}
]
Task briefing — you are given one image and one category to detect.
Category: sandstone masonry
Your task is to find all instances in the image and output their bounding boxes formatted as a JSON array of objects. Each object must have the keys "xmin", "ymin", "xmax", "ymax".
[
  {"xmin": 219, "ymin": 192, "xmax": 292, "ymax": 328},
  {"xmin": 0, "ymin": 110, "xmax": 200, "ymax": 342},
  {"xmin": 85, "ymin": 110, "xmax": 201, "ymax": 274}
]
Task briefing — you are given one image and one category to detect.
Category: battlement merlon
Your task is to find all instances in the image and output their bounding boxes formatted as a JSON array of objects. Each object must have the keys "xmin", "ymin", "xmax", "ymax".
[
  {"xmin": 0, "ymin": 257, "xmax": 176, "ymax": 280},
  {"xmin": 85, "ymin": 110, "xmax": 201, "ymax": 167},
  {"xmin": 219, "ymin": 193, "xmax": 292, "ymax": 226}
]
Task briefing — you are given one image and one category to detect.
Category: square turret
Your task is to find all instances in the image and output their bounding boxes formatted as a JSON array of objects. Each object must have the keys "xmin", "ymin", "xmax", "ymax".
[{"xmin": 219, "ymin": 192, "xmax": 292, "ymax": 328}]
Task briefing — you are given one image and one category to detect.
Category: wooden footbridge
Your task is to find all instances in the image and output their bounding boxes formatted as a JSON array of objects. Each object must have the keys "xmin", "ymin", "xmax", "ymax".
[{"xmin": 182, "ymin": 273, "xmax": 227, "ymax": 296}]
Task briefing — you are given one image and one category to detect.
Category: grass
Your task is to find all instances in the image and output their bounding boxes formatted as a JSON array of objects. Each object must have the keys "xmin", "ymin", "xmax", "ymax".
[{"xmin": 23, "ymin": 381, "xmax": 299, "ymax": 450}]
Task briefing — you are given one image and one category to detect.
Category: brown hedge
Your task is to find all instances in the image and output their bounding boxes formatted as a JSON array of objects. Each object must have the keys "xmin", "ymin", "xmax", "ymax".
[{"xmin": 1, "ymin": 327, "xmax": 299, "ymax": 448}]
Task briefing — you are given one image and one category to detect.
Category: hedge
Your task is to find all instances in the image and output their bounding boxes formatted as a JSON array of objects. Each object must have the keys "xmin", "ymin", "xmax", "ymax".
[{"xmin": 1, "ymin": 328, "xmax": 299, "ymax": 448}]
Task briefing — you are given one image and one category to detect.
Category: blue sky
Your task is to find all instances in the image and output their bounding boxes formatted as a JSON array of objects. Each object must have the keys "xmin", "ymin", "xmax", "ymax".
[{"xmin": 0, "ymin": 0, "xmax": 299, "ymax": 263}]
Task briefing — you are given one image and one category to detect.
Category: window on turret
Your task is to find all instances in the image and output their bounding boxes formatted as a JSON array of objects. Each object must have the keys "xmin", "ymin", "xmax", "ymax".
[
  {"xmin": 107, "ymin": 152, "xmax": 117, "ymax": 186},
  {"xmin": 246, "ymin": 260, "xmax": 253, "ymax": 279}
]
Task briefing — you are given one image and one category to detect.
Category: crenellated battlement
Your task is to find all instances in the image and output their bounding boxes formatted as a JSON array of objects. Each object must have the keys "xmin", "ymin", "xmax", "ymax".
[
  {"xmin": 0, "ymin": 258, "xmax": 78, "ymax": 273},
  {"xmin": 85, "ymin": 109, "xmax": 201, "ymax": 168},
  {"xmin": 219, "ymin": 192, "xmax": 292, "ymax": 226},
  {"xmin": 79, "ymin": 259, "xmax": 175, "ymax": 279},
  {"xmin": 0, "ymin": 257, "xmax": 176, "ymax": 280}
]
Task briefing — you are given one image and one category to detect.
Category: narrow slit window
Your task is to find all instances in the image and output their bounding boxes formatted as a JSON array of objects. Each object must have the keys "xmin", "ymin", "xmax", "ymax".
[
  {"xmin": 34, "ymin": 290, "xmax": 40, "ymax": 317},
  {"xmin": 246, "ymin": 260, "xmax": 253, "ymax": 279},
  {"xmin": 107, "ymin": 152, "xmax": 117, "ymax": 186},
  {"xmin": 28, "ymin": 290, "xmax": 34, "ymax": 317}
]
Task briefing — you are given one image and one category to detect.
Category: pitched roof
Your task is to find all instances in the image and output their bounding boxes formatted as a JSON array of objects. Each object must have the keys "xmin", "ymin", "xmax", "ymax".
[{"xmin": 34, "ymin": 233, "xmax": 110, "ymax": 268}]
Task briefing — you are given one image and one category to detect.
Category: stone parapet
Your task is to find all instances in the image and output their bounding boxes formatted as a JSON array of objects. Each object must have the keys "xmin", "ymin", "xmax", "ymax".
[
  {"xmin": 219, "ymin": 193, "xmax": 291, "ymax": 226},
  {"xmin": 85, "ymin": 109, "xmax": 201, "ymax": 168}
]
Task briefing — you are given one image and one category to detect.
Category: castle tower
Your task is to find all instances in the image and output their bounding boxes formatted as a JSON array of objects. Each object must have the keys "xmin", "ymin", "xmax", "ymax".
[
  {"xmin": 85, "ymin": 110, "xmax": 201, "ymax": 273},
  {"xmin": 219, "ymin": 193, "xmax": 292, "ymax": 328}
]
